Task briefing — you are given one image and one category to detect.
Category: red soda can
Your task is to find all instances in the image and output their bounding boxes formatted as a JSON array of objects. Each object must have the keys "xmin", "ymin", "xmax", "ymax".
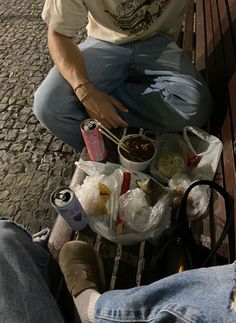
[{"xmin": 80, "ymin": 119, "xmax": 107, "ymax": 161}]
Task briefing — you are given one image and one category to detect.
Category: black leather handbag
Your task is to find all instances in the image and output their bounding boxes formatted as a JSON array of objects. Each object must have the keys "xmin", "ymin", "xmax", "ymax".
[{"xmin": 147, "ymin": 179, "xmax": 234, "ymax": 283}]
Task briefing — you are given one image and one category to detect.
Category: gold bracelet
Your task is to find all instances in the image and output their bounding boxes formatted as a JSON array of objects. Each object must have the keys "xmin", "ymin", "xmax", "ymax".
[
  {"xmin": 74, "ymin": 80, "xmax": 90, "ymax": 93},
  {"xmin": 80, "ymin": 88, "xmax": 95, "ymax": 103}
]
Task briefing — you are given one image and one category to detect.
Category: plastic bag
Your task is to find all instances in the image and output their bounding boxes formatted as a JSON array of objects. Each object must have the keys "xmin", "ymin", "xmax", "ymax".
[
  {"xmin": 169, "ymin": 173, "xmax": 211, "ymax": 221},
  {"xmin": 150, "ymin": 133, "xmax": 188, "ymax": 183},
  {"xmin": 119, "ymin": 188, "xmax": 171, "ymax": 242},
  {"xmin": 150, "ymin": 127, "xmax": 223, "ymax": 220},
  {"xmin": 183, "ymin": 126, "xmax": 223, "ymax": 180},
  {"xmin": 150, "ymin": 126, "xmax": 223, "ymax": 184},
  {"xmin": 119, "ymin": 188, "xmax": 151, "ymax": 231},
  {"xmin": 74, "ymin": 160, "xmax": 171, "ymax": 245},
  {"xmin": 74, "ymin": 174, "xmax": 107, "ymax": 216}
]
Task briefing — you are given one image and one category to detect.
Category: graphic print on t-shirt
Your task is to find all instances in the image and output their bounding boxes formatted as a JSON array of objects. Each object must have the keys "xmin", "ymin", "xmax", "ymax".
[{"xmin": 104, "ymin": 0, "xmax": 171, "ymax": 33}]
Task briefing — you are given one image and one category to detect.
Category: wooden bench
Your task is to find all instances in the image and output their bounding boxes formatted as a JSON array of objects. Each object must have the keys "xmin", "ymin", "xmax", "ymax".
[{"xmin": 47, "ymin": 0, "xmax": 236, "ymax": 292}]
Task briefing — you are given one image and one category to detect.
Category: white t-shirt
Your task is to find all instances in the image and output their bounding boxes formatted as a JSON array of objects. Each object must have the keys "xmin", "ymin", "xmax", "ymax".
[{"xmin": 42, "ymin": 0, "xmax": 190, "ymax": 44}]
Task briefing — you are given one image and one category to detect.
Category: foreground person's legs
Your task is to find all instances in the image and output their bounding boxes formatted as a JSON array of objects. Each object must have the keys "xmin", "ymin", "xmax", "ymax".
[
  {"xmin": 94, "ymin": 263, "xmax": 236, "ymax": 322},
  {"xmin": 59, "ymin": 240, "xmax": 236, "ymax": 323},
  {"xmin": 0, "ymin": 219, "xmax": 64, "ymax": 323}
]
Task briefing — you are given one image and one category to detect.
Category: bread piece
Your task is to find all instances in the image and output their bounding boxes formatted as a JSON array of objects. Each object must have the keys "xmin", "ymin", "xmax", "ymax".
[
  {"xmin": 98, "ymin": 183, "xmax": 112, "ymax": 196},
  {"xmin": 96, "ymin": 183, "xmax": 112, "ymax": 215}
]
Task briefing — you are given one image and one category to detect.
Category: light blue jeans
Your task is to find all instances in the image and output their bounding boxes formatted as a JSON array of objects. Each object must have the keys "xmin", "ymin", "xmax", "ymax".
[
  {"xmin": 95, "ymin": 266, "xmax": 236, "ymax": 322},
  {"xmin": 1, "ymin": 218, "xmax": 236, "ymax": 323},
  {"xmin": 33, "ymin": 35, "xmax": 213, "ymax": 151},
  {"xmin": 0, "ymin": 219, "xmax": 64, "ymax": 323}
]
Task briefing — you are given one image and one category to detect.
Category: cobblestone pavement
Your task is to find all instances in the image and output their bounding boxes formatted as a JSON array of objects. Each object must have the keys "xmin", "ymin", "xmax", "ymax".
[{"xmin": 0, "ymin": 0, "xmax": 86, "ymax": 233}]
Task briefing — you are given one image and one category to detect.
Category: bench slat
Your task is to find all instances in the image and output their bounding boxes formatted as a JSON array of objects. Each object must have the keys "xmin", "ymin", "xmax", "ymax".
[
  {"xmin": 228, "ymin": 72, "xmax": 236, "ymax": 148},
  {"xmin": 183, "ymin": 0, "xmax": 195, "ymax": 59},
  {"xmin": 218, "ymin": 0, "xmax": 236, "ymax": 76},
  {"xmin": 204, "ymin": 0, "xmax": 216, "ymax": 88},
  {"xmin": 227, "ymin": 0, "xmax": 236, "ymax": 46},
  {"xmin": 114, "ymin": 244, "xmax": 141, "ymax": 289},
  {"xmin": 196, "ymin": 0, "xmax": 206, "ymax": 72}
]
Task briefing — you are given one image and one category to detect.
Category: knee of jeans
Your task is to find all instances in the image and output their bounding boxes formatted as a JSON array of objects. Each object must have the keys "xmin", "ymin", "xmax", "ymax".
[
  {"xmin": 192, "ymin": 87, "xmax": 214, "ymax": 126},
  {"xmin": 0, "ymin": 219, "xmax": 31, "ymax": 245},
  {"xmin": 33, "ymin": 87, "xmax": 54, "ymax": 127},
  {"xmin": 177, "ymin": 85, "xmax": 214, "ymax": 128}
]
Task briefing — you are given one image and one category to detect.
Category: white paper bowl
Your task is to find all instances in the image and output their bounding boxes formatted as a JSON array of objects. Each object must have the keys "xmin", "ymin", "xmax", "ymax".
[{"xmin": 118, "ymin": 134, "xmax": 156, "ymax": 172}]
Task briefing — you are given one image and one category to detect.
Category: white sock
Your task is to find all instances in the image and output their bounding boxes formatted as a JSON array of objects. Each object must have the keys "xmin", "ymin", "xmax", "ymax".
[{"xmin": 74, "ymin": 289, "xmax": 101, "ymax": 323}]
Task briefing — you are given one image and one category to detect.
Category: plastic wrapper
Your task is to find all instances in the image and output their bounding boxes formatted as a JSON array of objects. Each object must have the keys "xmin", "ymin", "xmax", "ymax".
[
  {"xmin": 150, "ymin": 126, "xmax": 223, "ymax": 185},
  {"xmin": 150, "ymin": 126, "xmax": 223, "ymax": 220},
  {"xmin": 74, "ymin": 175, "xmax": 107, "ymax": 216},
  {"xmin": 119, "ymin": 188, "xmax": 151, "ymax": 231},
  {"xmin": 150, "ymin": 133, "xmax": 188, "ymax": 183},
  {"xmin": 74, "ymin": 160, "xmax": 171, "ymax": 245},
  {"xmin": 169, "ymin": 172, "xmax": 211, "ymax": 221},
  {"xmin": 119, "ymin": 188, "xmax": 171, "ymax": 240}
]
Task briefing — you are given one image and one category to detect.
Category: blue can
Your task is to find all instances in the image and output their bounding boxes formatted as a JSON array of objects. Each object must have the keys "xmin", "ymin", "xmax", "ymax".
[{"xmin": 50, "ymin": 187, "xmax": 87, "ymax": 231}]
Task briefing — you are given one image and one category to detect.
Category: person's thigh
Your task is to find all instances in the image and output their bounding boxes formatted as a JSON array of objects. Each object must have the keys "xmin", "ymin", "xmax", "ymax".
[
  {"xmin": 33, "ymin": 37, "xmax": 130, "ymax": 151},
  {"xmin": 79, "ymin": 37, "xmax": 130, "ymax": 91},
  {"xmin": 0, "ymin": 219, "xmax": 64, "ymax": 323},
  {"xmin": 134, "ymin": 34, "xmax": 202, "ymax": 77},
  {"xmin": 115, "ymin": 35, "xmax": 213, "ymax": 131},
  {"xmin": 94, "ymin": 263, "xmax": 236, "ymax": 322}
]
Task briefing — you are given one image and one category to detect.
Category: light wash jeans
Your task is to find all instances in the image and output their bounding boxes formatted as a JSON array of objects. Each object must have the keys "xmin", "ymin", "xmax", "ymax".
[
  {"xmin": 1, "ymin": 218, "xmax": 236, "ymax": 323},
  {"xmin": 33, "ymin": 34, "xmax": 213, "ymax": 151},
  {"xmin": 0, "ymin": 218, "xmax": 64, "ymax": 323},
  {"xmin": 95, "ymin": 266, "xmax": 236, "ymax": 322}
]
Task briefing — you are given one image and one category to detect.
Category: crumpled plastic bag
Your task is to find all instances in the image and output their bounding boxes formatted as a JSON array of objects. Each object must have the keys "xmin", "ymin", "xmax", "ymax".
[
  {"xmin": 169, "ymin": 172, "xmax": 211, "ymax": 221},
  {"xmin": 74, "ymin": 160, "xmax": 171, "ymax": 245},
  {"xmin": 150, "ymin": 126, "xmax": 223, "ymax": 221}
]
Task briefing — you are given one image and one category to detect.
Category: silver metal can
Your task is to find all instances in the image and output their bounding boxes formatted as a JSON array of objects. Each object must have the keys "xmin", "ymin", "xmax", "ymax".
[
  {"xmin": 80, "ymin": 118, "xmax": 107, "ymax": 161},
  {"xmin": 50, "ymin": 187, "xmax": 87, "ymax": 231}
]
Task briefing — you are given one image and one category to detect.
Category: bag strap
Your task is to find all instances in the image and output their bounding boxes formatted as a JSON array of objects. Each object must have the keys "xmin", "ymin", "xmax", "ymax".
[{"xmin": 176, "ymin": 179, "xmax": 234, "ymax": 265}]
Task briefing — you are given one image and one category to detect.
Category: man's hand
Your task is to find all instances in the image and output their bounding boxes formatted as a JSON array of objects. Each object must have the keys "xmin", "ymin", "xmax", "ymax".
[
  {"xmin": 80, "ymin": 88, "xmax": 129, "ymax": 129},
  {"xmin": 47, "ymin": 29, "xmax": 127, "ymax": 128}
]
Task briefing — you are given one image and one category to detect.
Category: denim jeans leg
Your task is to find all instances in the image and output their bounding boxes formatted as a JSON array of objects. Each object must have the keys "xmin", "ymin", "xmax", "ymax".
[
  {"xmin": 95, "ymin": 263, "xmax": 236, "ymax": 322},
  {"xmin": 115, "ymin": 35, "xmax": 213, "ymax": 131},
  {"xmin": 0, "ymin": 219, "xmax": 64, "ymax": 323}
]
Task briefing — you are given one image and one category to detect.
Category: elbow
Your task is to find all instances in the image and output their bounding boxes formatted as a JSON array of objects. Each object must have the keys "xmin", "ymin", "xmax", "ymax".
[
  {"xmin": 47, "ymin": 26, "xmax": 61, "ymax": 40},
  {"xmin": 47, "ymin": 26, "xmax": 74, "ymax": 40}
]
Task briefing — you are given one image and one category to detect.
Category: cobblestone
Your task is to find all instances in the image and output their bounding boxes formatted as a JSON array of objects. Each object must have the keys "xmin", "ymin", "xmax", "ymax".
[{"xmin": 0, "ymin": 0, "xmax": 82, "ymax": 233}]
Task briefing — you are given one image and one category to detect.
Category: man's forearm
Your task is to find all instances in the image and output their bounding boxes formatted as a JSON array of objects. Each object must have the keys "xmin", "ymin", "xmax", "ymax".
[
  {"xmin": 47, "ymin": 27, "xmax": 128, "ymax": 128},
  {"xmin": 48, "ymin": 27, "xmax": 89, "ymax": 91}
]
